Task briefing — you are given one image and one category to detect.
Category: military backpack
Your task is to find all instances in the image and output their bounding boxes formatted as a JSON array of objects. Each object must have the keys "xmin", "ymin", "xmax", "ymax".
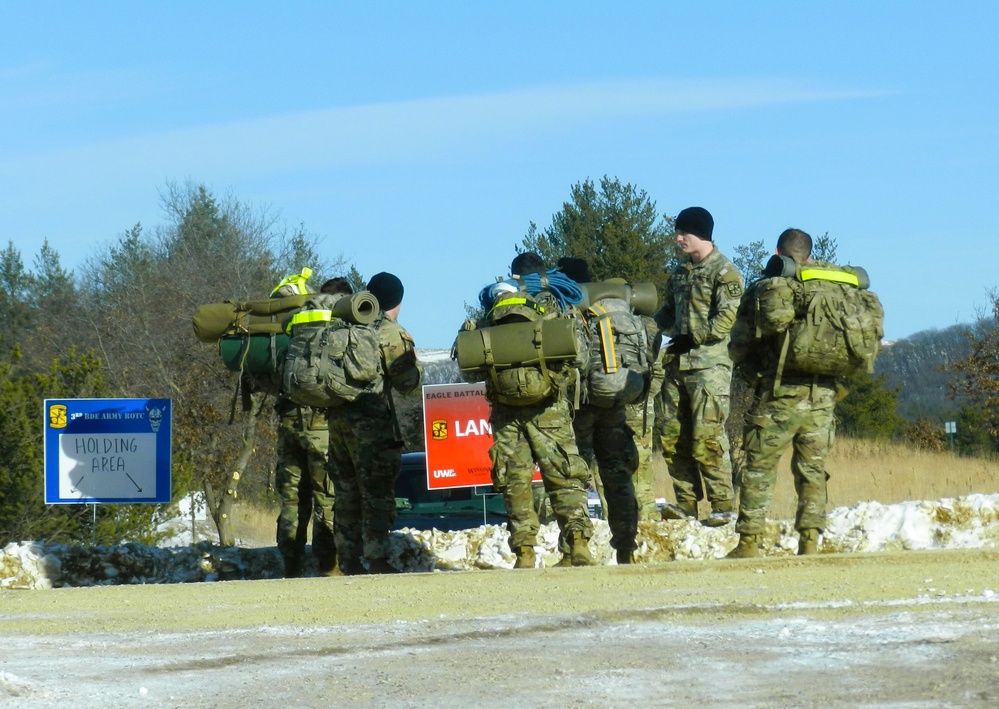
[
  {"xmin": 455, "ymin": 291, "xmax": 586, "ymax": 406},
  {"xmin": 583, "ymin": 295, "xmax": 650, "ymax": 408},
  {"xmin": 752, "ymin": 255, "xmax": 884, "ymax": 380},
  {"xmin": 280, "ymin": 291, "xmax": 384, "ymax": 408}
]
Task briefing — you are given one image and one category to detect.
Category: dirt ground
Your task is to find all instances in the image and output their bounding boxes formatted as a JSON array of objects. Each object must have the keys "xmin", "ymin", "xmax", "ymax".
[{"xmin": 3, "ymin": 548, "xmax": 999, "ymax": 708}]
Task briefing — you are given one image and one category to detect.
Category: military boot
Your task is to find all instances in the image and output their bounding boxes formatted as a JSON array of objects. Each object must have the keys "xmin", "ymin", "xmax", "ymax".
[
  {"xmin": 678, "ymin": 499, "xmax": 698, "ymax": 519},
  {"xmin": 569, "ymin": 533, "xmax": 596, "ymax": 567},
  {"xmin": 798, "ymin": 529, "xmax": 820, "ymax": 556},
  {"xmin": 726, "ymin": 534, "xmax": 761, "ymax": 559},
  {"xmin": 514, "ymin": 546, "xmax": 536, "ymax": 569},
  {"xmin": 615, "ymin": 548, "xmax": 635, "ymax": 565}
]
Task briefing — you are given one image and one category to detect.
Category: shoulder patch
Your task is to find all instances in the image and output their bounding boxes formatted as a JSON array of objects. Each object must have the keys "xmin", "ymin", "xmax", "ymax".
[{"xmin": 725, "ymin": 281, "xmax": 743, "ymax": 298}]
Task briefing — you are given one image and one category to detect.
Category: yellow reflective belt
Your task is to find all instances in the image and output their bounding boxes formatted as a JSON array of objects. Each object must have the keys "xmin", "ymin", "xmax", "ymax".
[
  {"xmin": 285, "ymin": 309, "xmax": 332, "ymax": 333},
  {"xmin": 799, "ymin": 268, "xmax": 860, "ymax": 287},
  {"xmin": 589, "ymin": 303, "xmax": 617, "ymax": 373},
  {"xmin": 271, "ymin": 267, "xmax": 314, "ymax": 296}
]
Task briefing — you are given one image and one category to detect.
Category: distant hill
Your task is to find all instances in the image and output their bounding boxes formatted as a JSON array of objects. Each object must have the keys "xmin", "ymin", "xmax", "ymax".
[{"xmin": 875, "ymin": 323, "xmax": 972, "ymax": 420}]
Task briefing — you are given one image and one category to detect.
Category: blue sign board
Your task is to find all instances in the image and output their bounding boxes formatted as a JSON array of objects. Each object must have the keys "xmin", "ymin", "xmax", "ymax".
[{"xmin": 43, "ymin": 398, "xmax": 172, "ymax": 504}]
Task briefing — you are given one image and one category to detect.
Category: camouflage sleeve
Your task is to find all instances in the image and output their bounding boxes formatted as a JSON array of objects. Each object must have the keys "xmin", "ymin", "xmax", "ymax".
[
  {"xmin": 381, "ymin": 320, "xmax": 422, "ymax": 395},
  {"xmin": 700, "ymin": 265, "xmax": 743, "ymax": 345},
  {"xmin": 653, "ymin": 282, "xmax": 676, "ymax": 332}
]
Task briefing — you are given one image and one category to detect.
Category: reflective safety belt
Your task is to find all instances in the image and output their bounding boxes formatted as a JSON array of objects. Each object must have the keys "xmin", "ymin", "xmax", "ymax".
[
  {"xmin": 799, "ymin": 268, "xmax": 860, "ymax": 287},
  {"xmin": 270, "ymin": 267, "xmax": 313, "ymax": 297},
  {"xmin": 285, "ymin": 309, "xmax": 332, "ymax": 333}
]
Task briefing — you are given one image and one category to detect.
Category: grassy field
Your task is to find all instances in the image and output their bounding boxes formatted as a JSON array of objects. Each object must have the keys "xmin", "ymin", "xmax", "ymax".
[{"xmin": 652, "ymin": 436, "xmax": 999, "ymax": 519}]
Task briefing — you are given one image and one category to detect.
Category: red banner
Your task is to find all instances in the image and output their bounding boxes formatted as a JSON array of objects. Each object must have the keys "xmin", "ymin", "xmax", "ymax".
[{"xmin": 422, "ymin": 383, "xmax": 494, "ymax": 489}]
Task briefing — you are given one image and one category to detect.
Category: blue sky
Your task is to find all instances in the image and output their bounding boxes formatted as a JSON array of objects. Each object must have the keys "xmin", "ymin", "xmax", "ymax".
[{"xmin": 3, "ymin": 1, "xmax": 998, "ymax": 347}]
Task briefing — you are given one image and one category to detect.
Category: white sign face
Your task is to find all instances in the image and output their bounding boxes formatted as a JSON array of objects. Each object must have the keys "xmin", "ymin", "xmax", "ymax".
[{"xmin": 57, "ymin": 433, "xmax": 158, "ymax": 499}]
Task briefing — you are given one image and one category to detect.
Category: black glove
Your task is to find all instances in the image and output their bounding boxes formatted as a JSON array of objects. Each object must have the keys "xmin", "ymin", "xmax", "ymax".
[{"xmin": 666, "ymin": 334, "xmax": 695, "ymax": 356}]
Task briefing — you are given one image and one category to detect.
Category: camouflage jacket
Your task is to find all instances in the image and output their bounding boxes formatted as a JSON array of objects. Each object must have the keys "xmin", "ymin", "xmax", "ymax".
[
  {"xmin": 376, "ymin": 315, "xmax": 422, "ymax": 395},
  {"xmin": 655, "ymin": 247, "xmax": 743, "ymax": 370}
]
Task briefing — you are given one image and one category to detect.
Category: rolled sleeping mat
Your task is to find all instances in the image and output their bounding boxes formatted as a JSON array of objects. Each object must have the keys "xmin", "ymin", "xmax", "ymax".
[
  {"xmin": 455, "ymin": 318, "xmax": 579, "ymax": 370},
  {"xmin": 329, "ymin": 290, "xmax": 380, "ymax": 325},
  {"xmin": 193, "ymin": 293, "xmax": 313, "ymax": 342},
  {"xmin": 576, "ymin": 281, "xmax": 658, "ymax": 316}
]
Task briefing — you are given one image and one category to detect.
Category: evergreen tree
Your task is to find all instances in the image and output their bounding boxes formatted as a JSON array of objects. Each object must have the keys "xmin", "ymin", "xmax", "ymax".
[
  {"xmin": 520, "ymin": 176, "xmax": 677, "ymax": 292},
  {"xmin": 835, "ymin": 370, "xmax": 906, "ymax": 439}
]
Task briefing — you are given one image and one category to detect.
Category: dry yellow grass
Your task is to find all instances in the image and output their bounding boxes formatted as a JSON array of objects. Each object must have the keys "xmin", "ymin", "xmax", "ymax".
[
  {"xmin": 225, "ymin": 438, "xmax": 999, "ymax": 541},
  {"xmin": 652, "ymin": 436, "xmax": 999, "ymax": 520}
]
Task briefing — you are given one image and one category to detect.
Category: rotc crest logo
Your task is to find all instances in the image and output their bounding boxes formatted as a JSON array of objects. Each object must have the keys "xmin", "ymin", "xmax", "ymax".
[
  {"xmin": 49, "ymin": 404, "xmax": 68, "ymax": 429},
  {"xmin": 431, "ymin": 420, "xmax": 448, "ymax": 440}
]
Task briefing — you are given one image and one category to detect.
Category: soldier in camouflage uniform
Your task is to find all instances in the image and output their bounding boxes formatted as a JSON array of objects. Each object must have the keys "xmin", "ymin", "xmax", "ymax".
[
  {"xmin": 327, "ymin": 272, "xmax": 421, "ymax": 575},
  {"xmin": 727, "ymin": 229, "xmax": 835, "ymax": 558},
  {"xmin": 270, "ymin": 273, "xmax": 338, "ymax": 578},
  {"xmin": 654, "ymin": 207, "xmax": 743, "ymax": 527},
  {"xmin": 274, "ymin": 400, "xmax": 337, "ymax": 577},
  {"xmin": 479, "ymin": 253, "xmax": 595, "ymax": 569}
]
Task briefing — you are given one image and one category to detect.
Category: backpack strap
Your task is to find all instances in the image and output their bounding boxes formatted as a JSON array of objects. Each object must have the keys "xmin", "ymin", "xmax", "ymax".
[{"xmin": 588, "ymin": 303, "xmax": 618, "ymax": 374}]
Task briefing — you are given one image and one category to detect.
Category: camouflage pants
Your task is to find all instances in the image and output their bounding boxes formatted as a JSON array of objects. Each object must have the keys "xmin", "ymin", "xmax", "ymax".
[
  {"xmin": 625, "ymin": 391, "xmax": 662, "ymax": 521},
  {"xmin": 573, "ymin": 404, "xmax": 639, "ymax": 552},
  {"xmin": 657, "ymin": 363, "xmax": 735, "ymax": 512},
  {"xmin": 490, "ymin": 396, "xmax": 592, "ymax": 553},
  {"xmin": 736, "ymin": 381, "xmax": 836, "ymax": 535},
  {"xmin": 327, "ymin": 396, "xmax": 402, "ymax": 567},
  {"xmin": 275, "ymin": 409, "xmax": 336, "ymax": 574}
]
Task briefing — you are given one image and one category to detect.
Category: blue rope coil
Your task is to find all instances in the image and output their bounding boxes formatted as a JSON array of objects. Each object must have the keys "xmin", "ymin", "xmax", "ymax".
[{"xmin": 478, "ymin": 269, "xmax": 584, "ymax": 310}]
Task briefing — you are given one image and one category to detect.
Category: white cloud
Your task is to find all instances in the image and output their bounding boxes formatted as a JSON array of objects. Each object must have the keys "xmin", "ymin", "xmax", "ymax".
[{"xmin": 1, "ymin": 77, "xmax": 886, "ymax": 186}]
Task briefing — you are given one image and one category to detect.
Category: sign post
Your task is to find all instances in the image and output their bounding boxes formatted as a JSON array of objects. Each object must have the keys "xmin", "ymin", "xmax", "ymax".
[{"xmin": 43, "ymin": 398, "xmax": 172, "ymax": 504}]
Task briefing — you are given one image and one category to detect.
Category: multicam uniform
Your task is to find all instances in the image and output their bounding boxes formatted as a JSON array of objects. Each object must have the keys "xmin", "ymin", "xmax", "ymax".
[
  {"xmin": 326, "ymin": 315, "xmax": 421, "ymax": 573},
  {"xmin": 728, "ymin": 271, "xmax": 837, "ymax": 537},
  {"xmin": 654, "ymin": 247, "xmax": 743, "ymax": 516},
  {"xmin": 274, "ymin": 399, "xmax": 337, "ymax": 576},
  {"xmin": 473, "ymin": 290, "xmax": 593, "ymax": 561},
  {"xmin": 573, "ymin": 402, "xmax": 638, "ymax": 555},
  {"xmin": 490, "ymin": 393, "xmax": 594, "ymax": 556}
]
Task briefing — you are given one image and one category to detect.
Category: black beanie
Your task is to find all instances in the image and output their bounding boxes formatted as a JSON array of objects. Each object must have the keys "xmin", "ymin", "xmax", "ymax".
[
  {"xmin": 367, "ymin": 272, "xmax": 404, "ymax": 311},
  {"xmin": 556, "ymin": 257, "xmax": 591, "ymax": 283},
  {"xmin": 675, "ymin": 206, "xmax": 714, "ymax": 241},
  {"xmin": 510, "ymin": 252, "xmax": 546, "ymax": 276}
]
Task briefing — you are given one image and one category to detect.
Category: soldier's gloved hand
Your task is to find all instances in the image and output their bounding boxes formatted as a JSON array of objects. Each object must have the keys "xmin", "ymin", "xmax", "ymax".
[{"xmin": 665, "ymin": 334, "xmax": 695, "ymax": 356}]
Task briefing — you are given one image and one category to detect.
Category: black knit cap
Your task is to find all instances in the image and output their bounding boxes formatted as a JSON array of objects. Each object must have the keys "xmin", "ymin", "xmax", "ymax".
[
  {"xmin": 510, "ymin": 251, "xmax": 546, "ymax": 277},
  {"xmin": 675, "ymin": 206, "xmax": 714, "ymax": 241},
  {"xmin": 367, "ymin": 271, "xmax": 404, "ymax": 311},
  {"xmin": 556, "ymin": 257, "xmax": 591, "ymax": 283}
]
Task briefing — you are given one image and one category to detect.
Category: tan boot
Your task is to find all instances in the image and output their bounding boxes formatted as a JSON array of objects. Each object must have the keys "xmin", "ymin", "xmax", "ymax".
[
  {"xmin": 798, "ymin": 529, "xmax": 820, "ymax": 556},
  {"xmin": 570, "ymin": 533, "xmax": 596, "ymax": 566},
  {"xmin": 514, "ymin": 546, "xmax": 536, "ymax": 569},
  {"xmin": 726, "ymin": 534, "xmax": 761, "ymax": 559}
]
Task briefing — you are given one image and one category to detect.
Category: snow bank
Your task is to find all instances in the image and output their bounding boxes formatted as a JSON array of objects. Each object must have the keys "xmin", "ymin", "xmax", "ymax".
[{"xmin": 3, "ymin": 494, "xmax": 999, "ymax": 590}]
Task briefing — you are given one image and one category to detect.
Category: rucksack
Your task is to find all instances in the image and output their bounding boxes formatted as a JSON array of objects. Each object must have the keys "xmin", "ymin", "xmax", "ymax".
[
  {"xmin": 454, "ymin": 292, "xmax": 584, "ymax": 406},
  {"xmin": 280, "ymin": 291, "xmax": 384, "ymax": 408},
  {"xmin": 584, "ymin": 296, "xmax": 650, "ymax": 408},
  {"xmin": 193, "ymin": 292, "xmax": 313, "ymax": 395},
  {"xmin": 753, "ymin": 255, "xmax": 884, "ymax": 380}
]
